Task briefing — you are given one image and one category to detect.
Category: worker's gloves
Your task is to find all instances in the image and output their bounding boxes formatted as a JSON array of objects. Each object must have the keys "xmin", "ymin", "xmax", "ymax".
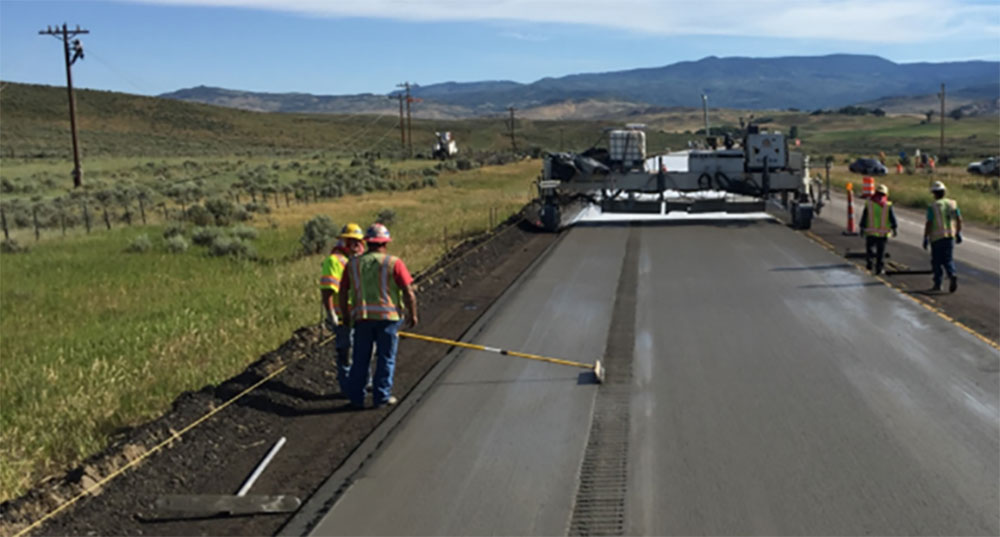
[
  {"xmin": 922, "ymin": 236, "xmax": 929, "ymax": 250},
  {"xmin": 324, "ymin": 310, "xmax": 340, "ymax": 332},
  {"xmin": 955, "ymin": 233, "xmax": 963, "ymax": 245},
  {"xmin": 892, "ymin": 229, "xmax": 898, "ymax": 238}
]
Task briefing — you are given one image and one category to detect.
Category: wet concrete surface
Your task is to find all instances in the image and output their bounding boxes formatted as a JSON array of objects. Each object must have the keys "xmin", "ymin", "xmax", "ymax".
[
  {"xmin": 307, "ymin": 221, "xmax": 999, "ymax": 536},
  {"xmin": 628, "ymin": 221, "xmax": 999, "ymax": 535}
]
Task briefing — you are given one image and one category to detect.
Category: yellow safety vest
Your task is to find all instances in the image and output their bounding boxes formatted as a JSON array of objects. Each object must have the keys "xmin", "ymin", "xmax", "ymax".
[
  {"xmin": 320, "ymin": 251, "xmax": 349, "ymax": 316},
  {"xmin": 864, "ymin": 199, "xmax": 892, "ymax": 238},
  {"xmin": 928, "ymin": 199, "xmax": 958, "ymax": 242}
]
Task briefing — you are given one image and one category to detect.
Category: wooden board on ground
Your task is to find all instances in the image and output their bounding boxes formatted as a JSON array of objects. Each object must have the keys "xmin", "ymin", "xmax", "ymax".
[{"xmin": 153, "ymin": 494, "xmax": 301, "ymax": 516}]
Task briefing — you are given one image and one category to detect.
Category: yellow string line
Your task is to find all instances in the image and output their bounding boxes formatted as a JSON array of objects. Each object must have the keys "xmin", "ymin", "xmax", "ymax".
[
  {"xmin": 15, "ymin": 335, "xmax": 336, "ymax": 537},
  {"xmin": 802, "ymin": 231, "xmax": 999, "ymax": 351}
]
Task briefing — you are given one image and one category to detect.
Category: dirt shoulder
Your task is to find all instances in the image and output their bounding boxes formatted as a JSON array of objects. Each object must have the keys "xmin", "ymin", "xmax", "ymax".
[{"xmin": 0, "ymin": 215, "xmax": 560, "ymax": 537}]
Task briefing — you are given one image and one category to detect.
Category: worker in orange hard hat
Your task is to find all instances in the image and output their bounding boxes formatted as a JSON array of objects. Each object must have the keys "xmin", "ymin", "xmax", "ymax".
[
  {"xmin": 320, "ymin": 222, "xmax": 366, "ymax": 395},
  {"xmin": 339, "ymin": 223, "xmax": 418, "ymax": 409},
  {"xmin": 858, "ymin": 184, "xmax": 898, "ymax": 275}
]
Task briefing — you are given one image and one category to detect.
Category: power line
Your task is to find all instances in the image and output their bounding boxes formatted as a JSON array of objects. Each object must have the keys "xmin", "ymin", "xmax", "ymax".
[{"xmin": 39, "ymin": 23, "xmax": 89, "ymax": 188}]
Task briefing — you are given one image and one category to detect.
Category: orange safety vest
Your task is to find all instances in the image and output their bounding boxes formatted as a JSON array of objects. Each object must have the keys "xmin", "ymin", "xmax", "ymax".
[{"xmin": 348, "ymin": 252, "xmax": 404, "ymax": 322}]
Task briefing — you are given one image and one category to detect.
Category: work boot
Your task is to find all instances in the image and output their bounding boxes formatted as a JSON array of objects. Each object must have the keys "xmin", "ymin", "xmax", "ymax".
[{"xmin": 949, "ymin": 275, "xmax": 958, "ymax": 293}]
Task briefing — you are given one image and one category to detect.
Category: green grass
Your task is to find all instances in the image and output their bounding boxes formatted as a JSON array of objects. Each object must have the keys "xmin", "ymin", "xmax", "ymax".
[{"xmin": 0, "ymin": 160, "xmax": 536, "ymax": 502}]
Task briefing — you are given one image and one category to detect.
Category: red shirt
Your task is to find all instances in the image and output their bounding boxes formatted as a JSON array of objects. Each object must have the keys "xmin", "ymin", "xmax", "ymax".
[{"xmin": 393, "ymin": 258, "xmax": 413, "ymax": 288}]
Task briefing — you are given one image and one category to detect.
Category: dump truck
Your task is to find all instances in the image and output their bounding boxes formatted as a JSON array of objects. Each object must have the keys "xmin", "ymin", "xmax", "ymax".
[{"xmin": 533, "ymin": 124, "xmax": 823, "ymax": 231}]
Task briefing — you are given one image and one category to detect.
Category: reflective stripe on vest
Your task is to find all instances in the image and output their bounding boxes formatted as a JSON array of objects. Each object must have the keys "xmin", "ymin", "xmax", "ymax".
[
  {"xmin": 319, "ymin": 252, "xmax": 348, "ymax": 288},
  {"xmin": 864, "ymin": 200, "xmax": 891, "ymax": 237},
  {"xmin": 320, "ymin": 252, "xmax": 350, "ymax": 316},
  {"xmin": 929, "ymin": 199, "xmax": 957, "ymax": 242},
  {"xmin": 349, "ymin": 252, "xmax": 403, "ymax": 321}
]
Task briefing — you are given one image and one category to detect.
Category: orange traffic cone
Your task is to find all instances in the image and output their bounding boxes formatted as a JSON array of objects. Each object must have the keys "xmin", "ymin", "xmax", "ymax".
[{"xmin": 896, "ymin": 163, "xmax": 903, "ymax": 174}]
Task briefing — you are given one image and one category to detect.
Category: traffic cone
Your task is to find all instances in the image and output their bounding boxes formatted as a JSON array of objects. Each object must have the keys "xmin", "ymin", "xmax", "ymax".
[
  {"xmin": 844, "ymin": 183, "xmax": 856, "ymax": 235},
  {"xmin": 896, "ymin": 163, "xmax": 903, "ymax": 174}
]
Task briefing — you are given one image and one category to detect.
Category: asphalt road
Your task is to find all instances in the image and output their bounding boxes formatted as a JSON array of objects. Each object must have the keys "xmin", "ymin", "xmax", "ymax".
[
  {"xmin": 309, "ymin": 220, "xmax": 999, "ymax": 536},
  {"xmin": 818, "ymin": 190, "xmax": 1000, "ymax": 274}
]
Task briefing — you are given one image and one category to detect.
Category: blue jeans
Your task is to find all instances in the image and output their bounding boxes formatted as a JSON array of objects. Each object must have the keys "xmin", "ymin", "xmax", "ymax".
[
  {"xmin": 334, "ymin": 323, "xmax": 352, "ymax": 394},
  {"xmin": 931, "ymin": 238, "xmax": 956, "ymax": 286},
  {"xmin": 347, "ymin": 319, "xmax": 401, "ymax": 407}
]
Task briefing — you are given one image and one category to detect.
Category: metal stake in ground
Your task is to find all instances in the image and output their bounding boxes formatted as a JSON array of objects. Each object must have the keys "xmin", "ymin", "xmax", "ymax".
[{"xmin": 399, "ymin": 331, "xmax": 604, "ymax": 384}]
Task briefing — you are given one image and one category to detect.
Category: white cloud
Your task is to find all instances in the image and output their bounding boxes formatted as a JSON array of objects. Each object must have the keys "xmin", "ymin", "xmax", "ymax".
[
  {"xmin": 130, "ymin": 0, "xmax": 1000, "ymax": 43},
  {"xmin": 499, "ymin": 31, "xmax": 548, "ymax": 42}
]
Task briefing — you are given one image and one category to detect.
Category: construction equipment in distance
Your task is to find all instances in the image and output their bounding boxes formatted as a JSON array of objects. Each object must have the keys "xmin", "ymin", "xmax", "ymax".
[
  {"xmin": 534, "ymin": 124, "xmax": 823, "ymax": 231},
  {"xmin": 432, "ymin": 131, "xmax": 458, "ymax": 160}
]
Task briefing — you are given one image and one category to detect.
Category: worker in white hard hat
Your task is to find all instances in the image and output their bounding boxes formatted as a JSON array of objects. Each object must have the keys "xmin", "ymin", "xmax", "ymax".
[
  {"xmin": 923, "ymin": 181, "xmax": 963, "ymax": 292},
  {"xmin": 339, "ymin": 223, "xmax": 419, "ymax": 409},
  {"xmin": 858, "ymin": 183, "xmax": 898, "ymax": 275},
  {"xmin": 320, "ymin": 223, "xmax": 366, "ymax": 394}
]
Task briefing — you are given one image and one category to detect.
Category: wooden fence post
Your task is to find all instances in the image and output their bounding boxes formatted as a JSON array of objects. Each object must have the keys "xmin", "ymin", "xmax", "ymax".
[
  {"xmin": 32, "ymin": 206, "xmax": 40, "ymax": 241},
  {"xmin": 138, "ymin": 197, "xmax": 147, "ymax": 224},
  {"xmin": 82, "ymin": 202, "xmax": 92, "ymax": 233},
  {"xmin": 102, "ymin": 204, "xmax": 112, "ymax": 230},
  {"xmin": 0, "ymin": 205, "xmax": 8, "ymax": 240}
]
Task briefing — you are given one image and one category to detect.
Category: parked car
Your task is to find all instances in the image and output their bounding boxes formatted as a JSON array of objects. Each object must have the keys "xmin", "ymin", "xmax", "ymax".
[
  {"xmin": 967, "ymin": 157, "xmax": 1000, "ymax": 176},
  {"xmin": 848, "ymin": 158, "xmax": 888, "ymax": 176}
]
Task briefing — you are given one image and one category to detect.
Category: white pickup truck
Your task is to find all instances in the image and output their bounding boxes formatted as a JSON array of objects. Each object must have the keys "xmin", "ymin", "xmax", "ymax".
[{"xmin": 967, "ymin": 156, "xmax": 999, "ymax": 176}]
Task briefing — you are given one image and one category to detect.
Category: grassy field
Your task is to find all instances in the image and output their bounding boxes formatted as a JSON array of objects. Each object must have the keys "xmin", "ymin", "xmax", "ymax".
[{"xmin": 0, "ymin": 158, "xmax": 535, "ymax": 502}]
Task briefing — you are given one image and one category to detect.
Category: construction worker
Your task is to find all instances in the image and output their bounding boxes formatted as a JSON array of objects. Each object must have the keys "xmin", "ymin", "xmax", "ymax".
[
  {"xmin": 320, "ymin": 223, "xmax": 365, "ymax": 394},
  {"xmin": 859, "ymin": 184, "xmax": 898, "ymax": 275},
  {"xmin": 339, "ymin": 223, "xmax": 418, "ymax": 409},
  {"xmin": 923, "ymin": 181, "xmax": 963, "ymax": 292}
]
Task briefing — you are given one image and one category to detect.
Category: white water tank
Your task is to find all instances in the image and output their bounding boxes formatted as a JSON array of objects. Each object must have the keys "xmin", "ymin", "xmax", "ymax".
[{"xmin": 609, "ymin": 130, "xmax": 646, "ymax": 167}]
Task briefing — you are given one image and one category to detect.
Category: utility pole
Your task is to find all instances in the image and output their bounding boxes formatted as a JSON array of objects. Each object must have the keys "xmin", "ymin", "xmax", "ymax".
[
  {"xmin": 938, "ymin": 83, "xmax": 945, "ymax": 157},
  {"xmin": 397, "ymin": 82, "xmax": 414, "ymax": 158},
  {"xmin": 39, "ymin": 23, "xmax": 89, "ymax": 188},
  {"xmin": 397, "ymin": 93, "xmax": 405, "ymax": 149},
  {"xmin": 701, "ymin": 93, "xmax": 710, "ymax": 137},
  {"xmin": 506, "ymin": 107, "xmax": 518, "ymax": 153}
]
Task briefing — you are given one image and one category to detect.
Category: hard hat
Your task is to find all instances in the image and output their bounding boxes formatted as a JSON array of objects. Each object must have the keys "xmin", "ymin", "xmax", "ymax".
[
  {"xmin": 365, "ymin": 222, "xmax": 392, "ymax": 244},
  {"xmin": 930, "ymin": 181, "xmax": 947, "ymax": 193},
  {"xmin": 339, "ymin": 222, "xmax": 364, "ymax": 241},
  {"xmin": 876, "ymin": 184, "xmax": 889, "ymax": 195}
]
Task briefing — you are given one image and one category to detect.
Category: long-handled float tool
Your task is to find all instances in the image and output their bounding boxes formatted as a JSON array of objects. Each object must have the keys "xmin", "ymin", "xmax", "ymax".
[{"xmin": 399, "ymin": 331, "xmax": 604, "ymax": 384}]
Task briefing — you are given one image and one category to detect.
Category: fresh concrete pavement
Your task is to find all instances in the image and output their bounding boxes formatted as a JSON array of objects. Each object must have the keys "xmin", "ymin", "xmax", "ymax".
[{"xmin": 307, "ymin": 220, "xmax": 998, "ymax": 536}]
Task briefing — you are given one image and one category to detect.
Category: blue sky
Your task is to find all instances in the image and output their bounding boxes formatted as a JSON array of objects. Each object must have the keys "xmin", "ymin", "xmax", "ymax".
[{"xmin": 1, "ymin": 0, "xmax": 998, "ymax": 97}]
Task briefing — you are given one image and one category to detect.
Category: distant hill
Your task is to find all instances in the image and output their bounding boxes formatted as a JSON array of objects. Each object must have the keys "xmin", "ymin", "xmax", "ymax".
[{"xmin": 160, "ymin": 54, "xmax": 999, "ymax": 118}]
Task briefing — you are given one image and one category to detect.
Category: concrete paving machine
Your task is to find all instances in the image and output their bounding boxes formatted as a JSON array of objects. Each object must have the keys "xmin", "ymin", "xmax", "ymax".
[{"xmin": 533, "ymin": 125, "xmax": 822, "ymax": 231}]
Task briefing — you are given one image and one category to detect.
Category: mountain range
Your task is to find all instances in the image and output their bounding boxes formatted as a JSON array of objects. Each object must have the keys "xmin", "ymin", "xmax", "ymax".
[{"xmin": 159, "ymin": 54, "xmax": 999, "ymax": 119}]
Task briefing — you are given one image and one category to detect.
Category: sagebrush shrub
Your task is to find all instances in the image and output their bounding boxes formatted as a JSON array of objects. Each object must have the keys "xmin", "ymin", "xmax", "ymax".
[{"xmin": 126, "ymin": 234, "xmax": 152, "ymax": 253}]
